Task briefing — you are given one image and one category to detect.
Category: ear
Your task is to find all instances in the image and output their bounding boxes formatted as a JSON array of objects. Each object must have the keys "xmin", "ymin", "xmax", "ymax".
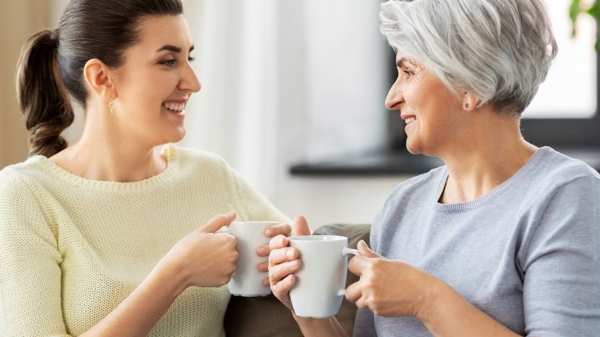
[
  {"xmin": 83, "ymin": 58, "xmax": 117, "ymax": 101},
  {"xmin": 462, "ymin": 91, "xmax": 480, "ymax": 112}
]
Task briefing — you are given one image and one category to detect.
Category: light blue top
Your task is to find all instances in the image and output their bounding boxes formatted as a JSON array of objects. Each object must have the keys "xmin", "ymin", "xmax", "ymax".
[{"xmin": 353, "ymin": 147, "xmax": 600, "ymax": 337}]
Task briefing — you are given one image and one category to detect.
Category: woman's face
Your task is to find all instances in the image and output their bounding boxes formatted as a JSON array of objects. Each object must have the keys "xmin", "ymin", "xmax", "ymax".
[
  {"xmin": 109, "ymin": 15, "xmax": 200, "ymax": 147},
  {"xmin": 385, "ymin": 54, "xmax": 465, "ymax": 156}
]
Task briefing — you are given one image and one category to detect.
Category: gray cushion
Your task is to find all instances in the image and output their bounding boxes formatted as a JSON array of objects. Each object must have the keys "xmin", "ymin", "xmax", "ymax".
[{"xmin": 224, "ymin": 224, "xmax": 371, "ymax": 337}]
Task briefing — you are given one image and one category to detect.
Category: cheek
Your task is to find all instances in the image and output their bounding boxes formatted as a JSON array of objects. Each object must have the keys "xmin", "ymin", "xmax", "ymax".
[
  {"xmin": 123, "ymin": 70, "xmax": 177, "ymax": 112},
  {"xmin": 413, "ymin": 82, "xmax": 457, "ymax": 126}
]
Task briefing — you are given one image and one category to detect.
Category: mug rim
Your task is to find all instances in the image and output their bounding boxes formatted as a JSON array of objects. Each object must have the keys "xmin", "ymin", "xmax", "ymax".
[
  {"xmin": 290, "ymin": 235, "xmax": 347, "ymax": 242},
  {"xmin": 230, "ymin": 220, "xmax": 281, "ymax": 224}
]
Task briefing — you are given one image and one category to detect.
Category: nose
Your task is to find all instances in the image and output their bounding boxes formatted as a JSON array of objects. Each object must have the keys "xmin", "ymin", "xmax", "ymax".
[
  {"xmin": 384, "ymin": 77, "xmax": 404, "ymax": 110},
  {"xmin": 179, "ymin": 62, "xmax": 202, "ymax": 93}
]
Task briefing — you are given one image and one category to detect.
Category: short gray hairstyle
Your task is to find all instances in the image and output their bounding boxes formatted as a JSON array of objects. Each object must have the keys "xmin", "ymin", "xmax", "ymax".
[{"xmin": 381, "ymin": 0, "xmax": 558, "ymax": 115}]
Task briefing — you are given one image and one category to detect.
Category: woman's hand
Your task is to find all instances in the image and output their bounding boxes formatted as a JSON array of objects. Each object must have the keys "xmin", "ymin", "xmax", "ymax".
[
  {"xmin": 256, "ymin": 222, "xmax": 293, "ymax": 286},
  {"xmin": 345, "ymin": 240, "xmax": 442, "ymax": 320},
  {"xmin": 163, "ymin": 212, "xmax": 240, "ymax": 288},
  {"xmin": 268, "ymin": 216, "xmax": 311, "ymax": 310}
]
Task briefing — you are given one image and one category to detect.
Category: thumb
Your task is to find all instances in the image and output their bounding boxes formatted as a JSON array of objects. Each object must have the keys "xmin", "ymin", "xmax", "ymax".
[
  {"xmin": 292, "ymin": 216, "xmax": 311, "ymax": 236},
  {"xmin": 357, "ymin": 240, "xmax": 378, "ymax": 258},
  {"xmin": 201, "ymin": 212, "xmax": 237, "ymax": 233}
]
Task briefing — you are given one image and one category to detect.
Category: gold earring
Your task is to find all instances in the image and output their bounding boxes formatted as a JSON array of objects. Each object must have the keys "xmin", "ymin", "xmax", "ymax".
[{"xmin": 109, "ymin": 100, "xmax": 116, "ymax": 114}]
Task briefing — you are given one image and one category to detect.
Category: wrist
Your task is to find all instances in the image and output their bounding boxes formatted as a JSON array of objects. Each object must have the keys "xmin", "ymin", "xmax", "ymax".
[
  {"xmin": 293, "ymin": 313, "xmax": 339, "ymax": 333},
  {"xmin": 416, "ymin": 275, "xmax": 449, "ymax": 325},
  {"xmin": 152, "ymin": 254, "xmax": 190, "ymax": 299}
]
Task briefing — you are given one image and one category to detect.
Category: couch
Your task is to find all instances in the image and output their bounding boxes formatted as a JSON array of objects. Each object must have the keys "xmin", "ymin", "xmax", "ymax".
[{"xmin": 224, "ymin": 224, "xmax": 371, "ymax": 337}]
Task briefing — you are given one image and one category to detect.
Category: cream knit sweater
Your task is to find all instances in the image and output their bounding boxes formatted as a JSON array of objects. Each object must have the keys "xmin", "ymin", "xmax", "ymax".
[{"xmin": 0, "ymin": 145, "xmax": 287, "ymax": 337}]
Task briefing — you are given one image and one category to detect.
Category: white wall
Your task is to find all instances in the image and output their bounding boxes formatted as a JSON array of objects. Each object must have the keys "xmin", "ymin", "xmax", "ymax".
[{"xmin": 267, "ymin": 0, "xmax": 400, "ymax": 226}]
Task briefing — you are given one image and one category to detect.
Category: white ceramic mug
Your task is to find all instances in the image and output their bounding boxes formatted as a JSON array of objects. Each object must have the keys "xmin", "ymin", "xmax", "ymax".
[
  {"xmin": 289, "ymin": 235, "xmax": 358, "ymax": 318},
  {"xmin": 225, "ymin": 221, "xmax": 278, "ymax": 297}
]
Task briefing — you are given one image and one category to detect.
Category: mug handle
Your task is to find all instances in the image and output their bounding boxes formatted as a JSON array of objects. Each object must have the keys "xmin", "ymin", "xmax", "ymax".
[
  {"xmin": 217, "ymin": 226, "xmax": 232, "ymax": 235},
  {"xmin": 336, "ymin": 248, "xmax": 359, "ymax": 296}
]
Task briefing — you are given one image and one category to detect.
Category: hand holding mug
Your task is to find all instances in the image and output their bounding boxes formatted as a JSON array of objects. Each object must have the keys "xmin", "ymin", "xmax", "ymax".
[
  {"xmin": 164, "ymin": 212, "xmax": 239, "ymax": 288},
  {"xmin": 346, "ymin": 240, "xmax": 442, "ymax": 319},
  {"xmin": 268, "ymin": 216, "xmax": 311, "ymax": 310},
  {"xmin": 255, "ymin": 222, "xmax": 293, "ymax": 287}
]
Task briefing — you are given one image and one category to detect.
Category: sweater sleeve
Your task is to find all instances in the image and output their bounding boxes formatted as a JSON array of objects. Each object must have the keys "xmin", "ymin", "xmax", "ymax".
[
  {"xmin": 224, "ymin": 166, "xmax": 290, "ymax": 224},
  {"xmin": 0, "ymin": 170, "xmax": 71, "ymax": 337},
  {"xmin": 520, "ymin": 175, "xmax": 600, "ymax": 337}
]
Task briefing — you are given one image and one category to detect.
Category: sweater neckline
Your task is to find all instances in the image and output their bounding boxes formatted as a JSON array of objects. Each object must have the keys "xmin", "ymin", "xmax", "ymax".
[
  {"xmin": 28, "ymin": 144, "xmax": 178, "ymax": 192},
  {"xmin": 433, "ymin": 146, "xmax": 550, "ymax": 212}
]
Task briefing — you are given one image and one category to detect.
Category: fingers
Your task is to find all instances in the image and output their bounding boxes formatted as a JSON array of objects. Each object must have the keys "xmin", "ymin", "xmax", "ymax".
[
  {"xmin": 214, "ymin": 232, "xmax": 238, "ymax": 247},
  {"xmin": 257, "ymin": 261, "xmax": 268, "ymax": 273},
  {"xmin": 293, "ymin": 216, "xmax": 311, "ymax": 236},
  {"xmin": 269, "ymin": 259, "xmax": 302, "ymax": 285},
  {"xmin": 264, "ymin": 224, "xmax": 292, "ymax": 238},
  {"xmin": 271, "ymin": 274, "xmax": 296, "ymax": 297},
  {"xmin": 269, "ymin": 246, "xmax": 300, "ymax": 266},
  {"xmin": 344, "ymin": 281, "xmax": 362, "ymax": 303},
  {"xmin": 257, "ymin": 223, "xmax": 294, "ymax": 257},
  {"xmin": 348, "ymin": 255, "xmax": 369, "ymax": 276},
  {"xmin": 201, "ymin": 212, "xmax": 237, "ymax": 233},
  {"xmin": 355, "ymin": 296, "xmax": 368, "ymax": 309},
  {"xmin": 269, "ymin": 234, "xmax": 290, "ymax": 251},
  {"xmin": 357, "ymin": 240, "xmax": 378, "ymax": 258},
  {"xmin": 256, "ymin": 244, "xmax": 269, "ymax": 257}
]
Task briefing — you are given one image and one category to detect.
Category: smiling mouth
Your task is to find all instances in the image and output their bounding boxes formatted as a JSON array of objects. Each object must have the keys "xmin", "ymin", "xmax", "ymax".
[
  {"xmin": 405, "ymin": 116, "xmax": 416, "ymax": 124},
  {"xmin": 162, "ymin": 101, "xmax": 187, "ymax": 113}
]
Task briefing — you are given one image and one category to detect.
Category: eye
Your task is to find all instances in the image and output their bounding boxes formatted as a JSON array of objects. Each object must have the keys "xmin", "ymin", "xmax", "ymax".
[
  {"xmin": 397, "ymin": 67, "xmax": 414, "ymax": 79},
  {"xmin": 159, "ymin": 59, "xmax": 177, "ymax": 67}
]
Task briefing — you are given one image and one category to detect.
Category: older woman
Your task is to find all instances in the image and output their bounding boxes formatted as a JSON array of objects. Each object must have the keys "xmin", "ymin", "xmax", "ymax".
[{"xmin": 268, "ymin": 0, "xmax": 600, "ymax": 336}]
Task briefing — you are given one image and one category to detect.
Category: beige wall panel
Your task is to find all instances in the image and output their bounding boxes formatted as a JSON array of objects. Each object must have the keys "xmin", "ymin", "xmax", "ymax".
[{"xmin": 1, "ymin": 1, "xmax": 51, "ymax": 168}]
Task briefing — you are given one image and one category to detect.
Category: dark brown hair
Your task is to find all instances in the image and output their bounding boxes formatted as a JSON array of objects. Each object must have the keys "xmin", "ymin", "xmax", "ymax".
[{"xmin": 16, "ymin": 0, "xmax": 183, "ymax": 157}]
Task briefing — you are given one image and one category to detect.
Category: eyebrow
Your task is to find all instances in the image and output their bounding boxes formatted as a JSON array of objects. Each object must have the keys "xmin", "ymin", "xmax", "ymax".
[
  {"xmin": 156, "ymin": 45, "xmax": 195, "ymax": 53},
  {"xmin": 396, "ymin": 57, "xmax": 416, "ymax": 68}
]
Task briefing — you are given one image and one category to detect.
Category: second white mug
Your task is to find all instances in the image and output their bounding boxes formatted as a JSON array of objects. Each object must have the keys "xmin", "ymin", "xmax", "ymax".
[
  {"xmin": 226, "ymin": 221, "xmax": 278, "ymax": 297},
  {"xmin": 289, "ymin": 235, "xmax": 357, "ymax": 318}
]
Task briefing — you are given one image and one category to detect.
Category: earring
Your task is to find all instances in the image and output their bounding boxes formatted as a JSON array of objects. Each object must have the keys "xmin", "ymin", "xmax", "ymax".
[{"xmin": 109, "ymin": 100, "xmax": 116, "ymax": 114}]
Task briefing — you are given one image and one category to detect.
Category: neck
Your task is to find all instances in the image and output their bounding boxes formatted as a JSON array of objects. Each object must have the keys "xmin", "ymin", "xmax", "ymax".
[
  {"xmin": 438, "ymin": 110, "xmax": 537, "ymax": 204},
  {"xmin": 52, "ymin": 108, "xmax": 167, "ymax": 182}
]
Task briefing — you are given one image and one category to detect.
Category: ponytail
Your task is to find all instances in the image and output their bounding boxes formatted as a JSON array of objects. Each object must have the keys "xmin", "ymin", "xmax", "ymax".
[{"xmin": 16, "ymin": 29, "xmax": 74, "ymax": 157}]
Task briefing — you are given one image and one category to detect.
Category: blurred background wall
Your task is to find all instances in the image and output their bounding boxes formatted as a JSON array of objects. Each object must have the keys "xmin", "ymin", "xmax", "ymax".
[{"xmin": 0, "ymin": 1, "xmax": 51, "ymax": 168}]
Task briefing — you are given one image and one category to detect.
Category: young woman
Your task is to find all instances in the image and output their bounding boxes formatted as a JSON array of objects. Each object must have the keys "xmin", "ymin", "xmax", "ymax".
[
  {"xmin": 0, "ymin": 1, "xmax": 291, "ymax": 336},
  {"xmin": 268, "ymin": 0, "xmax": 600, "ymax": 336}
]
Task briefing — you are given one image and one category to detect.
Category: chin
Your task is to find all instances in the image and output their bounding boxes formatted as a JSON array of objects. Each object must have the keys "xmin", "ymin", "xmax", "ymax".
[
  {"xmin": 161, "ymin": 127, "xmax": 186, "ymax": 144},
  {"xmin": 405, "ymin": 139, "xmax": 422, "ymax": 155}
]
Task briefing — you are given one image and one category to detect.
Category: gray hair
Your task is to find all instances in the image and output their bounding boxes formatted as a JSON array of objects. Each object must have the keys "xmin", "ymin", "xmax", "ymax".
[{"xmin": 381, "ymin": 0, "xmax": 558, "ymax": 115}]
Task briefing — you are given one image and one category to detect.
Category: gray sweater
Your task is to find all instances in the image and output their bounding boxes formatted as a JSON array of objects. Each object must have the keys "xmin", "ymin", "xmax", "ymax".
[{"xmin": 353, "ymin": 147, "xmax": 600, "ymax": 337}]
